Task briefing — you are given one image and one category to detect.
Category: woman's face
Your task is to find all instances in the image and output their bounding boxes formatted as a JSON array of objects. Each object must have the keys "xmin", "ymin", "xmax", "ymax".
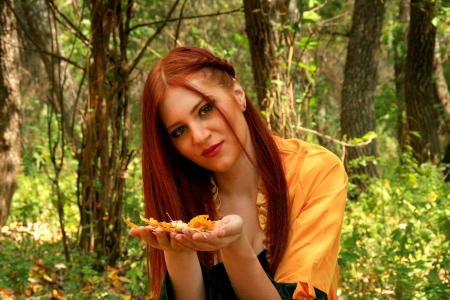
[{"xmin": 159, "ymin": 76, "xmax": 252, "ymax": 175}]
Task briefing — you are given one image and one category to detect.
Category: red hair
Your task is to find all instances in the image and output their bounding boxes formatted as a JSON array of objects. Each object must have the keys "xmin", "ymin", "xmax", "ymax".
[{"xmin": 141, "ymin": 46, "xmax": 289, "ymax": 297}]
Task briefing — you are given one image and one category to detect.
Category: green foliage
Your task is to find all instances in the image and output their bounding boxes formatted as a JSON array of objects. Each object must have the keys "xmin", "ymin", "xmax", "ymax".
[
  {"xmin": 0, "ymin": 233, "xmax": 148, "ymax": 298},
  {"xmin": 0, "ymin": 237, "xmax": 34, "ymax": 291},
  {"xmin": 339, "ymin": 154, "xmax": 450, "ymax": 298}
]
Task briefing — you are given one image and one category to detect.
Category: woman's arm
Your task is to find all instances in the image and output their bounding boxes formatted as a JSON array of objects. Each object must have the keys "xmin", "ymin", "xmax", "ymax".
[
  {"xmin": 219, "ymin": 230, "xmax": 282, "ymax": 300},
  {"xmin": 130, "ymin": 227, "xmax": 206, "ymax": 300},
  {"xmin": 163, "ymin": 249, "xmax": 206, "ymax": 300},
  {"xmin": 175, "ymin": 215, "xmax": 282, "ymax": 300}
]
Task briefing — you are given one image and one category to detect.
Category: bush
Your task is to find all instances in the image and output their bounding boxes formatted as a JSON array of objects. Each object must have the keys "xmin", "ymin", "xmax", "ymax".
[{"xmin": 339, "ymin": 154, "xmax": 450, "ymax": 299}]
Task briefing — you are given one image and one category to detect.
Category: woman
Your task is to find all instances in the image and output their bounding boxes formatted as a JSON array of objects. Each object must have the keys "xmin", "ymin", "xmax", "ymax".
[{"xmin": 129, "ymin": 46, "xmax": 348, "ymax": 300}]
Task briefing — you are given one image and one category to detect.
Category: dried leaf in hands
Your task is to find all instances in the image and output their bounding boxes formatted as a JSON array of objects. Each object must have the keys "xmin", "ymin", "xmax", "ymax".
[
  {"xmin": 123, "ymin": 217, "xmax": 139, "ymax": 230},
  {"xmin": 188, "ymin": 215, "xmax": 215, "ymax": 231},
  {"xmin": 123, "ymin": 214, "xmax": 216, "ymax": 233}
]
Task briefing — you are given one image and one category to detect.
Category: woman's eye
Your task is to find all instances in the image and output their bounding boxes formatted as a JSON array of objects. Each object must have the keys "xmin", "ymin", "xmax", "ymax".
[
  {"xmin": 199, "ymin": 103, "xmax": 213, "ymax": 116},
  {"xmin": 170, "ymin": 126, "xmax": 187, "ymax": 138}
]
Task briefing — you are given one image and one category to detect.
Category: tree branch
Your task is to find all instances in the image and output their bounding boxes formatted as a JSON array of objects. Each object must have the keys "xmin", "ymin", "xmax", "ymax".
[
  {"xmin": 20, "ymin": 44, "xmax": 85, "ymax": 70},
  {"xmin": 127, "ymin": 7, "xmax": 244, "ymax": 33},
  {"xmin": 297, "ymin": 126, "xmax": 376, "ymax": 147},
  {"xmin": 3, "ymin": 1, "xmax": 86, "ymax": 71},
  {"xmin": 127, "ymin": 0, "xmax": 180, "ymax": 74},
  {"xmin": 46, "ymin": 0, "xmax": 90, "ymax": 45},
  {"xmin": 174, "ymin": 0, "xmax": 188, "ymax": 48}
]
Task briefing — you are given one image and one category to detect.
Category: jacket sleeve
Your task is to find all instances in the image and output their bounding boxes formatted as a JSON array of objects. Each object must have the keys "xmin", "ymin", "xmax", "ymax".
[{"xmin": 275, "ymin": 146, "xmax": 348, "ymax": 300}]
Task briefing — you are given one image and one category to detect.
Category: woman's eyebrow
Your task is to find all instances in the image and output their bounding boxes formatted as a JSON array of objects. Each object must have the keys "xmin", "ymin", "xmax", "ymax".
[
  {"xmin": 166, "ymin": 98, "xmax": 205, "ymax": 132},
  {"xmin": 190, "ymin": 97, "xmax": 206, "ymax": 114}
]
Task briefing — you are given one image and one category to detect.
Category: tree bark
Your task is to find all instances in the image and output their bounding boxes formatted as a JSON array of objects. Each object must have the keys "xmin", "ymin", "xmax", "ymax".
[
  {"xmin": 79, "ymin": 0, "xmax": 117, "ymax": 260},
  {"xmin": 243, "ymin": 0, "xmax": 278, "ymax": 111},
  {"xmin": 404, "ymin": 0, "xmax": 440, "ymax": 164},
  {"xmin": 78, "ymin": 0, "xmax": 154, "ymax": 265},
  {"xmin": 14, "ymin": 0, "xmax": 81, "ymax": 150},
  {"xmin": 393, "ymin": 0, "xmax": 410, "ymax": 154},
  {"xmin": 0, "ymin": 0, "xmax": 21, "ymax": 227},
  {"xmin": 434, "ymin": 39, "xmax": 450, "ymax": 138},
  {"xmin": 434, "ymin": 38, "xmax": 450, "ymax": 180},
  {"xmin": 340, "ymin": 0, "xmax": 384, "ymax": 193},
  {"xmin": 243, "ymin": 0, "xmax": 299, "ymax": 137}
]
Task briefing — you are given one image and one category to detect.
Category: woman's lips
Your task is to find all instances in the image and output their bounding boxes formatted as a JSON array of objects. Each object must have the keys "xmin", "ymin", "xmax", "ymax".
[{"xmin": 201, "ymin": 142, "xmax": 224, "ymax": 158}]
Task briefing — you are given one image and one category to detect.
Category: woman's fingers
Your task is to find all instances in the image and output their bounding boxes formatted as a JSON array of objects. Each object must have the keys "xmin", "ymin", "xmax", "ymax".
[
  {"xmin": 128, "ymin": 214, "xmax": 245, "ymax": 252},
  {"xmin": 129, "ymin": 228, "xmax": 142, "ymax": 239},
  {"xmin": 137, "ymin": 226, "xmax": 158, "ymax": 246}
]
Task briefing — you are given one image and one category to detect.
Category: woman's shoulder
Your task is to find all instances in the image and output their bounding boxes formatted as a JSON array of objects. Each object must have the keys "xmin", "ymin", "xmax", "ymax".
[{"xmin": 272, "ymin": 135, "xmax": 342, "ymax": 166}]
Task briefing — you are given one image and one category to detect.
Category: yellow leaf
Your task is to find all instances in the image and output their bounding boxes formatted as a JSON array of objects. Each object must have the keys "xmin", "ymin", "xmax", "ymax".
[
  {"xmin": 43, "ymin": 273, "xmax": 53, "ymax": 282},
  {"xmin": 52, "ymin": 289, "xmax": 62, "ymax": 299},
  {"xmin": 24, "ymin": 287, "xmax": 33, "ymax": 297},
  {"xmin": 32, "ymin": 284, "xmax": 43, "ymax": 293}
]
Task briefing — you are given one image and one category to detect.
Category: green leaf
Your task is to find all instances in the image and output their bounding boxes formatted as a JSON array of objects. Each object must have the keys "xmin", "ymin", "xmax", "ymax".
[
  {"xmin": 271, "ymin": 79, "xmax": 285, "ymax": 86},
  {"xmin": 302, "ymin": 11, "xmax": 322, "ymax": 24},
  {"xmin": 191, "ymin": 27, "xmax": 199, "ymax": 35},
  {"xmin": 299, "ymin": 37, "xmax": 319, "ymax": 50},
  {"xmin": 428, "ymin": 268, "xmax": 441, "ymax": 285},
  {"xmin": 419, "ymin": 228, "xmax": 433, "ymax": 242},
  {"xmin": 276, "ymin": 44, "xmax": 285, "ymax": 55},
  {"xmin": 432, "ymin": 17, "xmax": 439, "ymax": 26},
  {"xmin": 409, "ymin": 131, "xmax": 422, "ymax": 138},
  {"xmin": 283, "ymin": 22, "xmax": 301, "ymax": 33}
]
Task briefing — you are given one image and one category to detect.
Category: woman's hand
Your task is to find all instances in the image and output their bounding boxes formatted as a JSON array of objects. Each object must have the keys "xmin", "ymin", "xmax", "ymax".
[
  {"xmin": 129, "ymin": 226, "xmax": 194, "ymax": 253},
  {"xmin": 173, "ymin": 214, "xmax": 246, "ymax": 252}
]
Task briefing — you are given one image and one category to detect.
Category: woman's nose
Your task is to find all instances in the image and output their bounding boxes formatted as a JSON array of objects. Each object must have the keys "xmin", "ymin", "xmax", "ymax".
[{"xmin": 191, "ymin": 123, "xmax": 211, "ymax": 144}]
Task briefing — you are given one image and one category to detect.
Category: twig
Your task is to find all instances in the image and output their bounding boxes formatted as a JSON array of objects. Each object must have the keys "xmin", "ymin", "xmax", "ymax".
[
  {"xmin": 47, "ymin": 0, "xmax": 90, "ymax": 45},
  {"xmin": 21, "ymin": 45, "xmax": 85, "ymax": 70},
  {"xmin": 127, "ymin": 7, "xmax": 243, "ymax": 33},
  {"xmin": 127, "ymin": 0, "xmax": 180, "ymax": 74},
  {"xmin": 4, "ymin": 1, "xmax": 85, "ymax": 71},
  {"xmin": 174, "ymin": 0, "xmax": 188, "ymax": 48},
  {"xmin": 297, "ymin": 126, "xmax": 376, "ymax": 147}
]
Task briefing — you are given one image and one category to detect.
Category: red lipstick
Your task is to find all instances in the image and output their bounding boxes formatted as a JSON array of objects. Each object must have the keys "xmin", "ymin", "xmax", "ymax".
[{"xmin": 201, "ymin": 142, "xmax": 224, "ymax": 158}]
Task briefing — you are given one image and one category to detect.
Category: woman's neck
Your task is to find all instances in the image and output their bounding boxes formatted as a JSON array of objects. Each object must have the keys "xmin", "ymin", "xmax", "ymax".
[{"xmin": 213, "ymin": 160, "xmax": 259, "ymax": 203}]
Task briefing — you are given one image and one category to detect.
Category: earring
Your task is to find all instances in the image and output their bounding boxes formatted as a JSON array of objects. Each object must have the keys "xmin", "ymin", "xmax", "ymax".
[{"xmin": 244, "ymin": 103, "xmax": 247, "ymax": 109}]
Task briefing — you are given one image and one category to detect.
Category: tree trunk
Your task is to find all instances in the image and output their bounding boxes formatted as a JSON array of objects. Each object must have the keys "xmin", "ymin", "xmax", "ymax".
[
  {"xmin": 14, "ymin": 0, "xmax": 81, "ymax": 150},
  {"xmin": 78, "ymin": 0, "xmax": 146, "ymax": 265},
  {"xmin": 0, "ymin": 0, "xmax": 21, "ymax": 227},
  {"xmin": 393, "ymin": 0, "xmax": 410, "ymax": 154},
  {"xmin": 434, "ymin": 38, "xmax": 450, "ymax": 180},
  {"xmin": 79, "ymin": 0, "xmax": 117, "ymax": 260},
  {"xmin": 404, "ymin": 0, "xmax": 440, "ymax": 164},
  {"xmin": 340, "ymin": 0, "xmax": 384, "ymax": 193},
  {"xmin": 434, "ymin": 39, "xmax": 450, "ymax": 140},
  {"xmin": 243, "ymin": 0, "xmax": 278, "ymax": 111},
  {"xmin": 243, "ymin": 0, "xmax": 300, "ymax": 137}
]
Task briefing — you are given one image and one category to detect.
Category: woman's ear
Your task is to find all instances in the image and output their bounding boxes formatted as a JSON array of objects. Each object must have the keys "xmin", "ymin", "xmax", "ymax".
[{"xmin": 233, "ymin": 79, "xmax": 246, "ymax": 111}]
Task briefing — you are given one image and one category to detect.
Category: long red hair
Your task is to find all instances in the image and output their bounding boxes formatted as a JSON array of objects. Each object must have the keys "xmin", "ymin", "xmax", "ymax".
[{"xmin": 141, "ymin": 46, "xmax": 289, "ymax": 297}]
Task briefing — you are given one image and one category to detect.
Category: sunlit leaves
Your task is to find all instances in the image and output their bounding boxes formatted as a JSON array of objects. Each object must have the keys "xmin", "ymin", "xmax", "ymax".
[
  {"xmin": 302, "ymin": 10, "xmax": 322, "ymax": 24},
  {"xmin": 340, "ymin": 157, "xmax": 450, "ymax": 298},
  {"xmin": 299, "ymin": 36, "xmax": 319, "ymax": 50}
]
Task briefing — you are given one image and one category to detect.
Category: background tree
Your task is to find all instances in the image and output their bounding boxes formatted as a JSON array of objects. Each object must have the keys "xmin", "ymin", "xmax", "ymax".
[
  {"xmin": 0, "ymin": 0, "xmax": 21, "ymax": 227},
  {"xmin": 393, "ymin": 0, "xmax": 410, "ymax": 154},
  {"xmin": 340, "ymin": 0, "xmax": 385, "ymax": 192},
  {"xmin": 243, "ymin": 0, "xmax": 277, "ymax": 111},
  {"xmin": 404, "ymin": 0, "xmax": 440, "ymax": 164},
  {"xmin": 78, "ymin": 0, "xmax": 184, "ymax": 265},
  {"xmin": 243, "ymin": 0, "xmax": 291, "ymax": 135},
  {"xmin": 13, "ymin": 0, "xmax": 81, "ymax": 149}
]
